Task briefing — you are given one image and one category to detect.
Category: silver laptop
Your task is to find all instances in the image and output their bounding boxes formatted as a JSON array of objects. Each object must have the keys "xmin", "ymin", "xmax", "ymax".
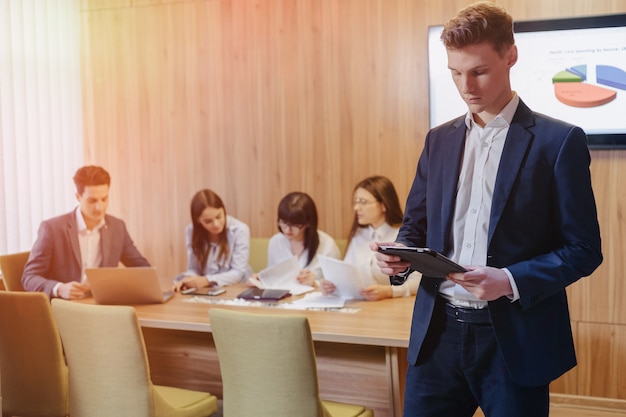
[{"xmin": 85, "ymin": 267, "xmax": 175, "ymax": 305}]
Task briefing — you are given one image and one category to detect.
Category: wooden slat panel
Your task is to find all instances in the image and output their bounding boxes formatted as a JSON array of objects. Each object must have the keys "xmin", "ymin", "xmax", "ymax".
[
  {"xmin": 576, "ymin": 323, "xmax": 626, "ymax": 399},
  {"xmin": 550, "ymin": 321, "xmax": 579, "ymax": 394},
  {"xmin": 81, "ymin": 0, "xmax": 426, "ymax": 282}
]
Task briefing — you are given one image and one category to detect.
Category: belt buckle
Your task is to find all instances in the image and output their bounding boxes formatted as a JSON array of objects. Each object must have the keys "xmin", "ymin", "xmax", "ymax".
[{"xmin": 445, "ymin": 302, "xmax": 490, "ymax": 324}]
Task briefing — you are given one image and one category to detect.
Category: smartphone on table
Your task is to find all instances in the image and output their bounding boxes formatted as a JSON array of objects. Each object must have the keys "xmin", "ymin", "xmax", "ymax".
[{"xmin": 182, "ymin": 287, "xmax": 226, "ymax": 296}]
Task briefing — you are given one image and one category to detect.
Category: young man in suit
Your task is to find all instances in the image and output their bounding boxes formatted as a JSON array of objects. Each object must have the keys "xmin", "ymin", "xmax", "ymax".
[
  {"xmin": 373, "ymin": 2, "xmax": 602, "ymax": 416},
  {"xmin": 22, "ymin": 165, "xmax": 150, "ymax": 300}
]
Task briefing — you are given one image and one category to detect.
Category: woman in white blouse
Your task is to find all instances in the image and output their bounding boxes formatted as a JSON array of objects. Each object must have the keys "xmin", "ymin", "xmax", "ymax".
[
  {"xmin": 173, "ymin": 189, "xmax": 251, "ymax": 291},
  {"xmin": 267, "ymin": 192, "xmax": 341, "ymax": 286},
  {"xmin": 322, "ymin": 175, "xmax": 420, "ymax": 300}
]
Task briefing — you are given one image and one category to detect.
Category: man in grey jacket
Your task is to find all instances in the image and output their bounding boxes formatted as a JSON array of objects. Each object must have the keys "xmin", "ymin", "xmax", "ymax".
[{"xmin": 22, "ymin": 165, "xmax": 150, "ymax": 299}]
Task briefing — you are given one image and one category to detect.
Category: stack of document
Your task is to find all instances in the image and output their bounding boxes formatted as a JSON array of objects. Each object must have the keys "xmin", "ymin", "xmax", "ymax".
[
  {"xmin": 254, "ymin": 257, "xmax": 315, "ymax": 296},
  {"xmin": 318, "ymin": 255, "xmax": 375, "ymax": 300},
  {"xmin": 288, "ymin": 292, "xmax": 346, "ymax": 309}
]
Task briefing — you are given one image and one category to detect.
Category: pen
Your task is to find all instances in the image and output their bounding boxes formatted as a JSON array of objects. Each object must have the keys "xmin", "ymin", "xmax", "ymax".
[{"xmin": 181, "ymin": 287, "xmax": 197, "ymax": 295}]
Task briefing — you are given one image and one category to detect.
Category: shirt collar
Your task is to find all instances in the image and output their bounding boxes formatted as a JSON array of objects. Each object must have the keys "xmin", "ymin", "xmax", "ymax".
[
  {"xmin": 75, "ymin": 206, "xmax": 105, "ymax": 233},
  {"xmin": 368, "ymin": 222, "xmax": 394, "ymax": 239},
  {"xmin": 464, "ymin": 92, "xmax": 519, "ymax": 129}
]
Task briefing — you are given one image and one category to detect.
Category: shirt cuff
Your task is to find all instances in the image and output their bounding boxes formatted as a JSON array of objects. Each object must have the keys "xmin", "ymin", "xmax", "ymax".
[
  {"xmin": 52, "ymin": 282, "xmax": 61, "ymax": 298},
  {"xmin": 503, "ymin": 268, "xmax": 520, "ymax": 302}
]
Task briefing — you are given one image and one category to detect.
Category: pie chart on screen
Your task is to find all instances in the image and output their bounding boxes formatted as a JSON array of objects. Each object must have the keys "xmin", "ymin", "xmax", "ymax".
[{"xmin": 552, "ymin": 64, "xmax": 626, "ymax": 108}]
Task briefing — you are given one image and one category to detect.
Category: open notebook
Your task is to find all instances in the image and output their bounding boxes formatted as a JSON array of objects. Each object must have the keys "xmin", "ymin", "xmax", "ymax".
[
  {"xmin": 86, "ymin": 267, "xmax": 174, "ymax": 305},
  {"xmin": 318, "ymin": 255, "xmax": 375, "ymax": 300}
]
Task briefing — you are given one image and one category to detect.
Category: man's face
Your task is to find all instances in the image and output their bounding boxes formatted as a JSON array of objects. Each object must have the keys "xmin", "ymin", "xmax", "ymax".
[
  {"xmin": 447, "ymin": 41, "xmax": 517, "ymax": 123},
  {"xmin": 76, "ymin": 184, "xmax": 109, "ymax": 226}
]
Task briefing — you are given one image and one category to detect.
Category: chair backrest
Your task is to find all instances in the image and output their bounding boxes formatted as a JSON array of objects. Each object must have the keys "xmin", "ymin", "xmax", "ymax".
[
  {"xmin": 0, "ymin": 291, "xmax": 68, "ymax": 417},
  {"xmin": 209, "ymin": 308, "xmax": 324, "ymax": 417},
  {"xmin": 249, "ymin": 237, "xmax": 269, "ymax": 272},
  {"xmin": 0, "ymin": 251, "xmax": 30, "ymax": 291},
  {"xmin": 51, "ymin": 299, "xmax": 154, "ymax": 417},
  {"xmin": 335, "ymin": 239, "xmax": 348, "ymax": 258}
]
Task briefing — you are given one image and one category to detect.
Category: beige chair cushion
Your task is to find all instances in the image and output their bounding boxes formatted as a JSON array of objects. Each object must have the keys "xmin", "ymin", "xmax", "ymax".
[
  {"xmin": 0, "ymin": 291, "xmax": 69, "ymax": 417},
  {"xmin": 209, "ymin": 308, "xmax": 374, "ymax": 417},
  {"xmin": 323, "ymin": 401, "xmax": 374, "ymax": 417},
  {"xmin": 153, "ymin": 385, "xmax": 217, "ymax": 417},
  {"xmin": 51, "ymin": 299, "xmax": 218, "ymax": 417}
]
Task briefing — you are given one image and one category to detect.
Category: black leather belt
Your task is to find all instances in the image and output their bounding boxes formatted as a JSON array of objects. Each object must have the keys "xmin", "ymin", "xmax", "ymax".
[{"xmin": 445, "ymin": 302, "xmax": 491, "ymax": 324}]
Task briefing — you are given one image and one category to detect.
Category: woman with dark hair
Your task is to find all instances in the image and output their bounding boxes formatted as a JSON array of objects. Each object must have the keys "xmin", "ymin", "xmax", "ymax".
[
  {"xmin": 267, "ymin": 192, "xmax": 340, "ymax": 286},
  {"xmin": 173, "ymin": 189, "xmax": 251, "ymax": 291},
  {"xmin": 321, "ymin": 175, "xmax": 420, "ymax": 300}
]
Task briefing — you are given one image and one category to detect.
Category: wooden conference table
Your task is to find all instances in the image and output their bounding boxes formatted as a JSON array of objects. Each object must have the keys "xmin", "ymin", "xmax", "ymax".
[{"xmin": 106, "ymin": 285, "xmax": 414, "ymax": 417}]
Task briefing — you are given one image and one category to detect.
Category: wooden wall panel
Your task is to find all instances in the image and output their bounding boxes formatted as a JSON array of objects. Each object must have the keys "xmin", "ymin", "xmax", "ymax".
[
  {"xmin": 568, "ymin": 152, "xmax": 626, "ymax": 326},
  {"xmin": 80, "ymin": 0, "xmax": 626, "ymax": 403},
  {"xmin": 576, "ymin": 323, "xmax": 626, "ymax": 398},
  {"xmin": 81, "ymin": 0, "xmax": 427, "ymax": 280},
  {"xmin": 550, "ymin": 321, "xmax": 579, "ymax": 394}
]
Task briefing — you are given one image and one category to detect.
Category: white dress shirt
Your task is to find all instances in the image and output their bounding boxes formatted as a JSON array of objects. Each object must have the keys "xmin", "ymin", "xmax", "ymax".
[
  {"xmin": 53, "ymin": 207, "xmax": 105, "ymax": 297},
  {"xmin": 267, "ymin": 230, "xmax": 341, "ymax": 278},
  {"xmin": 440, "ymin": 94, "xmax": 521, "ymax": 308},
  {"xmin": 345, "ymin": 223, "xmax": 419, "ymax": 297}
]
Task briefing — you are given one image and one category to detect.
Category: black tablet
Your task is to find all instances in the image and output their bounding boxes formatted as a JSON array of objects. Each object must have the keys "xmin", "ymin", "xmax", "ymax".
[
  {"xmin": 236, "ymin": 288, "xmax": 291, "ymax": 301},
  {"xmin": 377, "ymin": 246, "xmax": 467, "ymax": 278}
]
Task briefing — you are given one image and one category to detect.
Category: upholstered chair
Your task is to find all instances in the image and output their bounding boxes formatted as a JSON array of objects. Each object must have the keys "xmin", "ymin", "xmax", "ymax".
[
  {"xmin": 0, "ymin": 291, "xmax": 69, "ymax": 417},
  {"xmin": 209, "ymin": 308, "xmax": 374, "ymax": 417},
  {"xmin": 0, "ymin": 251, "xmax": 30, "ymax": 291},
  {"xmin": 51, "ymin": 299, "xmax": 218, "ymax": 417}
]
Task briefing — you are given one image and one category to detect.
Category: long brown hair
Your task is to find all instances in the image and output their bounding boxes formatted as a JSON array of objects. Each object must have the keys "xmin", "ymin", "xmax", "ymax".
[
  {"xmin": 190, "ymin": 189, "xmax": 229, "ymax": 272},
  {"xmin": 347, "ymin": 176, "xmax": 404, "ymax": 246},
  {"xmin": 277, "ymin": 192, "xmax": 320, "ymax": 266}
]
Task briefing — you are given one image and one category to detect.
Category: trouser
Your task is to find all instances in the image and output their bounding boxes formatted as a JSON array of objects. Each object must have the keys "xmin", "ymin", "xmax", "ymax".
[{"xmin": 403, "ymin": 296, "xmax": 549, "ymax": 417}]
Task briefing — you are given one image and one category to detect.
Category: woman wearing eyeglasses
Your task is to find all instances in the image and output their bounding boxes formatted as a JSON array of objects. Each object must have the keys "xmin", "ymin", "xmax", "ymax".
[
  {"xmin": 267, "ymin": 192, "xmax": 341, "ymax": 286},
  {"xmin": 173, "ymin": 189, "xmax": 251, "ymax": 292},
  {"xmin": 321, "ymin": 175, "xmax": 420, "ymax": 300}
]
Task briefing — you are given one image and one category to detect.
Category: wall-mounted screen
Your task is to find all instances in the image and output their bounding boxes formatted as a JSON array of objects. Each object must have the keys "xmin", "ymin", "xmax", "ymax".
[{"xmin": 427, "ymin": 14, "xmax": 626, "ymax": 149}]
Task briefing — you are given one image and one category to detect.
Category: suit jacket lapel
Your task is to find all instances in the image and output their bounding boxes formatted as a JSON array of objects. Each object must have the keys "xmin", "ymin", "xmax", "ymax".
[
  {"xmin": 440, "ymin": 118, "xmax": 467, "ymax": 251},
  {"xmin": 100, "ymin": 216, "xmax": 110, "ymax": 266},
  {"xmin": 488, "ymin": 101, "xmax": 535, "ymax": 243},
  {"xmin": 66, "ymin": 213, "xmax": 82, "ymax": 269}
]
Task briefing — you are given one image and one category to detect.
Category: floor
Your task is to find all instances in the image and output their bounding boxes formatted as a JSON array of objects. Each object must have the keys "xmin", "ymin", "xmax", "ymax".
[
  {"xmin": 473, "ymin": 404, "xmax": 626, "ymax": 417},
  {"xmin": 215, "ymin": 401, "xmax": 223, "ymax": 416},
  {"xmin": 211, "ymin": 400, "xmax": 626, "ymax": 417}
]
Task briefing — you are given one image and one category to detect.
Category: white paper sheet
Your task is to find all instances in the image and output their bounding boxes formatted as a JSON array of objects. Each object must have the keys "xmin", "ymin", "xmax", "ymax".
[
  {"xmin": 257, "ymin": 257, "xmax": 315, "ymax": 296},
  {"xmin": 318, "ymin": 255, "xmax": 375, "ymax": 300},
  {"xmin": 288, "ymin": 291, "xmax": 346, "ymax": 308}
]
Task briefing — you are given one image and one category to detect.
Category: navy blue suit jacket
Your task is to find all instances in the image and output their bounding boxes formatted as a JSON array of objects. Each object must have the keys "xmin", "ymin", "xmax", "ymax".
[{"xmin": 397, "ymin": 100, "xmax": 602, "ymax": 386}]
